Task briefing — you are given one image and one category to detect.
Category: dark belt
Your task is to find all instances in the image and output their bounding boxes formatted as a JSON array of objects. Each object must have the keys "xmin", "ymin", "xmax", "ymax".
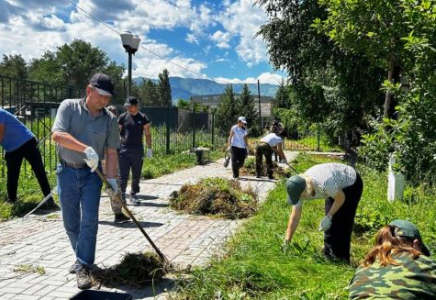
[{"xmin": 60, "ymin": 160, "xmax": 88, "ymax": 169}]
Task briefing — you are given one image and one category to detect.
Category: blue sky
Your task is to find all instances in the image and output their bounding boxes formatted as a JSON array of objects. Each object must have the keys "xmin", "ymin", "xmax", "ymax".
[{"xmin": 0, "ymin": 0, "xmax": 285, "ymax": 85}]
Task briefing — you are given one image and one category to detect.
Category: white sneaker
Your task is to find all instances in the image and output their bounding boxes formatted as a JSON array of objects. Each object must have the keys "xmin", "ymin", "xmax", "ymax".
[{"xmin": 130, "ymin": 194, "xmax": 140, "ymax": 205}]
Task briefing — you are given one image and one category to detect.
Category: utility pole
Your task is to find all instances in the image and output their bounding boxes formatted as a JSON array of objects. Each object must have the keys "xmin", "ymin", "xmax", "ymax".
[{"xmin": 257, "ymin": 79, "xmax": 262, "ymax": 129}]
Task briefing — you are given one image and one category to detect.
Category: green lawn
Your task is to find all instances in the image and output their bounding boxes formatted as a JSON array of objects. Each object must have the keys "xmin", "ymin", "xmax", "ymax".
[{"xmin": 171, "ymin": 153, "xmax": 436, "ymax": 299}]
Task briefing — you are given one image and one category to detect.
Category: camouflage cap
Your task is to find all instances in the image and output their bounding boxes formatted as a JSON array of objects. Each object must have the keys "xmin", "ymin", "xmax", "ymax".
[{"xmin": 390, "ymin": 220, "xmax": 431, "ymax": 256}]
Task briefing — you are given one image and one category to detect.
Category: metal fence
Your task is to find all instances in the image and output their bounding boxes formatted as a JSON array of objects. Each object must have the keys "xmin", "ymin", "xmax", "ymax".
[{"xmin": 0, "ymin": 75, "xmax": 227, "ymax": 177}]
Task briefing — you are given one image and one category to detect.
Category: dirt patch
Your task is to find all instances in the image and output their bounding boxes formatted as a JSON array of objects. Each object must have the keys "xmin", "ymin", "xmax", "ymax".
[
  {"xmin": 92, "ymin": 252, "xmax": 168, "ymax": 288},
  {"xmin": 169, "ymin": 178, "xmax": 258, "ymax": 219}
]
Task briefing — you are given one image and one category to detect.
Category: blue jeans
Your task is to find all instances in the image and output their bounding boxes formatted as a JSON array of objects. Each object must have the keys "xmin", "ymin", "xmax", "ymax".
[{"xmin": 56, "ymin": 163, "xmax": 102, "ymax": 266}]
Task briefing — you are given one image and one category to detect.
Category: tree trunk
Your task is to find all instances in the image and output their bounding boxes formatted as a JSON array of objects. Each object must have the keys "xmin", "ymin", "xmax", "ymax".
[{"xmin": 383, "ymin": 64, "xmax": 401, "ymax": 120}]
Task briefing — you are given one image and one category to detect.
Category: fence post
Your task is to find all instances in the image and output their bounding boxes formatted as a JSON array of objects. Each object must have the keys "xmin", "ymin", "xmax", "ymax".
[
  {"xmin": 192, "ymin": 107, "xmax": 196, "ymax": 149},
  {"xmin": 211, "ymin": 111, "xmax": 215, "ymax": 149},
  {"xmin": 166, "ymin": 90, "xmax": 170, "ymax": 155}
]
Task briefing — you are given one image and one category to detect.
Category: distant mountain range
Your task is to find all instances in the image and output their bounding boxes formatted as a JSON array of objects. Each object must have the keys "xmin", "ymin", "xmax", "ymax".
[{"xmin": 133, "ymin": 76, "xmax": 278, "ymax": 101}]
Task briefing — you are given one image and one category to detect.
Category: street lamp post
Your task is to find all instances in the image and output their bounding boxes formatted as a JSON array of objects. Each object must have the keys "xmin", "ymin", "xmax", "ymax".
[{"xmin": 120, "ymin": 31, "xmax": 141, "ymax": 97}]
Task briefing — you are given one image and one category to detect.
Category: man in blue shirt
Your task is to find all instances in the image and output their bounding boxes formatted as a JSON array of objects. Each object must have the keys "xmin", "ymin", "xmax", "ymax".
[{"xmin": 0, "ymin": 109, "xmax": 58, "ymax": 209}]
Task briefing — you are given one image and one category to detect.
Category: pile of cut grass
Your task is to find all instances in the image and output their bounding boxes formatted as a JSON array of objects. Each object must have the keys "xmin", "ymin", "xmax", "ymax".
[
  {"xmin": 170, "ymin": 177, "xmax": 258, "ymax": 219},
  {"xmin": 92, "ymin": 252, "xmax": 168, "ymax": 288},
  {"xmin": 240, "ymin": 157, "xmax": 292, "ymax": 178}
]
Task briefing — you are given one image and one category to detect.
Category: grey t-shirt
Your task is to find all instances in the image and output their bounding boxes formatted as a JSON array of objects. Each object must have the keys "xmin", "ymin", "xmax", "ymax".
[{"xmin": 52, "ymin": 98, "xmax": 120, "ymax": 164}]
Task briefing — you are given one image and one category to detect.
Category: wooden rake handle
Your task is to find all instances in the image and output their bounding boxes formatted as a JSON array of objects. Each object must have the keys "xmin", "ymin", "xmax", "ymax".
[{"xmin": 95, "ymin": 168, "xmax": 169, "ymax": 264}]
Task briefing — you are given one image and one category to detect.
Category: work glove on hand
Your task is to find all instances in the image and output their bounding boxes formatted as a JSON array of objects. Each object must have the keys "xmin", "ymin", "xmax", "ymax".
[
  {"xmin": 318, "ymin": 215, "xmax": 333, "ymax": 232},
  {"xmin": 83, "ymin": 147, "xmax": 99, "ymax": 172},
  {"xmin": 106, "ymin": 178, "xmax": 120, "ymax": 198},
  {"xmin": 146, "ymin": 148, "xmax": 153, "ymax": 158},
  {"xmin": 281, "ymin": 239, "xmax": 290, "ymax": 253}
]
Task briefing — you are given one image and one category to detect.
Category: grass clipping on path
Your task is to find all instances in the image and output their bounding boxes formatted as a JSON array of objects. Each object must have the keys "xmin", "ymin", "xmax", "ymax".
[
  {"xmin": 170, "ymin": 178, "xmax": 258, "ymax": 219},
  {"xmin": 93, "ymin": 252, "xmax": 168, "ymax": 288}
]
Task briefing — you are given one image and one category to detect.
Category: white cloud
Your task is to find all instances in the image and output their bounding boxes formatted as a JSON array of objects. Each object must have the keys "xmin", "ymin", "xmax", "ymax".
[
  {"xmin": 133, "ymin": 55, "xmax": 207, "ymax": 79},
  {"xmin": 0, "ymin": 0, "xmax": 277, "ymax": 83},
  {"xmin": 219, "ymin": 0, "xmax": 268, "ymax": 66},
  {"xmin": 214, "ymin": 72, "xmax": 283, "ymax": 85},
  {"xmin": 210, "ymin": 30, "xmax": 231, "ymax": 49},
  {"xmin": 186, "ymin": 33, "xmax": 199, "ymax": 45}
]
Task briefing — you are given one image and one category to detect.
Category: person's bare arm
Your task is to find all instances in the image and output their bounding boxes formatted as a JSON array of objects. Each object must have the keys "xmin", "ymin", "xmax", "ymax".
[
  {"xmin": 143, "ymin": 123, "xmax": 152, "ymax": 149},
  {"xmin": 244, "ymin": 135, "xmax": 249, "ymax": 148},
  {"xmin": 277, "ymin": 142, "xmax": 286, "ymax": 160},
  {"xmin": 0, "ymin": 123, "xmax": 4, "ymax": 143},
  {"xmin": 105, "ymin": 148, "xmax": 118, "ymax": 178},
  {"xmin": 227, "ymin": 129, "xmax": 234, "ymax": 147},
  {"xmin": 285, "ymin": 204, "xmax": 302, "ymax": 243},
  {"xmin": 52, "ymin": 131, "xmax": 88, "ymax": 152},
  {"xmin": 326, "ymin": 190, "xmax": 345, "ymax": 217}
]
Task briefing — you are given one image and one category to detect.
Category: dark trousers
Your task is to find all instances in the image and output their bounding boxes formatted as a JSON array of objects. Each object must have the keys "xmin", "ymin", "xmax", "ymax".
[
  {"xmin": 231, "ymin": 146, "xmax": 247, "ymax": 178},
  {"xmin": 324, "ymin": 173, "xmax": 363, "ymax": 263},
  {"xmin": 119, "ymin": 146, "xmax": 144, "ymax": 196},
  {"xmin": 5, "ymin": 137, "xmax": 52, "ymax": 201},
  {"xmin": 255, "ymin": 143, "xmax": 273, "ymax": 177}
]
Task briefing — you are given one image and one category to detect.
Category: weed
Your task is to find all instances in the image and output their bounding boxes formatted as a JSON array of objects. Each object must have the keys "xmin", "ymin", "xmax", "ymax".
[{"xmin": 13, "ymin": 264, "xmax": 46, "ymax": 275}]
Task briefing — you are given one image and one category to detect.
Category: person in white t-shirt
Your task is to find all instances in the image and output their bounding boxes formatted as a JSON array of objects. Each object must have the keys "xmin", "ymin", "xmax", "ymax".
[
  {"xmin": 227, "ymin": 116, "xmax": 249, "ymax": 179},
  {"xmin": 255, "ymin": 129, "xmax": 287, "ymax": 179},
  {"xmin": 283, "ymin": 163, "xmax": 363, "ymax": 263}
]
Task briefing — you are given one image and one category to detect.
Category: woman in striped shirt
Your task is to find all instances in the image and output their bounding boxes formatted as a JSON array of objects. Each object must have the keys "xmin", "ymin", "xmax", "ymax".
[{"xmin": 284, "ymin": 163, "xmax": 363, "ymax": 263}]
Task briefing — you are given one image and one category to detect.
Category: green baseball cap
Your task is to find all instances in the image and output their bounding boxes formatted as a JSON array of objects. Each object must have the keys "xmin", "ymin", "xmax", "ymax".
[
  {"xmin": 390, "ymin": 220, "xmax": 431, "ymax": 256},
  {"xmin": 286, "ymin": 175, "xmax": 306, "ymax": 205}
]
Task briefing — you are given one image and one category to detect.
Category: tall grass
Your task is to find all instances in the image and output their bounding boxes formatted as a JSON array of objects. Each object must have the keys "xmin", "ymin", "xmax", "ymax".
[{"xmin": 171, "ymin": 153, "xmax": 436, "ymax": 299}]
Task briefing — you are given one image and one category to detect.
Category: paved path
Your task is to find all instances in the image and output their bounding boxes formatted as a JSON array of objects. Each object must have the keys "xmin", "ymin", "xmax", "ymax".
[{"xmin": 0, "ymin": 151, "xmax": 297, "ymax": 300}]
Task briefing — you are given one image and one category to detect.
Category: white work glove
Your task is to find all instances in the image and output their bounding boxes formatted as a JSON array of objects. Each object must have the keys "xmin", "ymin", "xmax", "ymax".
[
  {"xmin": 318, "ymin": 215, "xmax": 333, "ymax": 232},
  {"xmin": 146, "ymin": 148, "xmax": 153, "ymax": 158},
  {"xmin": 281, "ymin": 239, "xmax": 290, "ymax": 253},
  {"xmin": 106, "ymin": 178, "xmax": 119, "ymax": 198},
  {"xmin": 83, "ymin": 147, "xmax": 99, "ymax": 172}
]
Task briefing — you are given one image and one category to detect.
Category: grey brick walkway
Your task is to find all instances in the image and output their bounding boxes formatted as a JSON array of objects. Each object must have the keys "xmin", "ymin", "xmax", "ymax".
[{"xmin": 0, "ymin": 152, "xmax": 297, "ymax": 300}]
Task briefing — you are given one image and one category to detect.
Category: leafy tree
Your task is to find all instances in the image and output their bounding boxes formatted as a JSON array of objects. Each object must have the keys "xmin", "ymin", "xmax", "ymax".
[
  {"xmin": 0, "ymin": 54, "xmax": 28, "ymax": 79},
  {"xmin": 271, "ymin": 80, "xmax": 290, "ymax": 118},
  {"xmin": 176, "ymin": 98, "xmax": 190, "ymax": 109},
  {"xmin": 315, "ymin": 0, "xmax": 410, "ymax": 120},
  {"xmin": 237, "ymin": 84, "xmax": 259, "ymax": 135},
  {"xmin": 138, "ymin": 79, "xmax": 160, "ymax": 106},
  {"xmin": 28, "ymin": 52, "xmax": 61, "ymax": 83},
  {"xmin": 256, "ymin": 0, "xmax": 384, "ymax": 148},
  {"xmin": 28, "ymin": 39, "xmax": 124, "ymax": 102},
  {"xmin": 216, "ymin": 84, "xmax": 238, "ymax": 133},
  {"xmin": 357, "ymin": 1, "xmax": 436, "ymax": 184},
  {"xmin": 158, "ymin": 69, "xmax": 172, "ymax": 106}
]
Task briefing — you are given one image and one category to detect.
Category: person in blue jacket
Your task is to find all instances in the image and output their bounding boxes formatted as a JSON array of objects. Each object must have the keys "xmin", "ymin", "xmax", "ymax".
[{"xmin": 0, "ymin": 109, "xmax": 58, "ymax": 209}]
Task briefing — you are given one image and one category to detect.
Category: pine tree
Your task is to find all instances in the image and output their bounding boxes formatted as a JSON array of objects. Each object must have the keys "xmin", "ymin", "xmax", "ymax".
[
  {"xmin": 237, "ymin": 84, "xmax": 259, "ymax": 133},
  {"xmin": 272, "ymin": 80, "xmax": 290, "ymax": 118},
  {"xmin": 217, "ymin": 84, "xmax": 238, "ymax": 132},
  {"xmin": 158, "ymin": 69, "xmax": 172, "ymax": 106}
]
